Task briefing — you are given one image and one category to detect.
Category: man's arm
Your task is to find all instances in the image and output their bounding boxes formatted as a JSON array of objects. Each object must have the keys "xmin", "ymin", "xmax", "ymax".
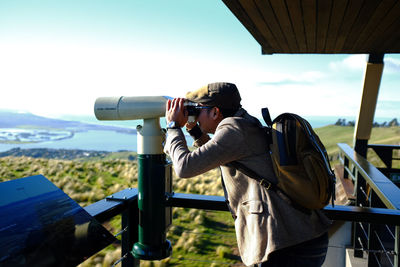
[
  {"xmin": 164, "ymin": 119, "xmax": 248, "ymax": 178},
  {"xmin": 186, "ymin": 123, "xmax": 210, "ymax": 147}
]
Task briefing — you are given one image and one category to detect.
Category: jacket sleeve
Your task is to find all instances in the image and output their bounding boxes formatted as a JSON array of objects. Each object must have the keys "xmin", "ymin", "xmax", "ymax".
[
  {"xmin": 192, "ymin": 132, "xmax": 211, "ymax": 148},
  {"xmin": 186, "ymin": 124, "xmax": 211, "ymax": 147},
  {"xmin": 164, "ymin": 120, "xmax": 250, "ymax": 178}
]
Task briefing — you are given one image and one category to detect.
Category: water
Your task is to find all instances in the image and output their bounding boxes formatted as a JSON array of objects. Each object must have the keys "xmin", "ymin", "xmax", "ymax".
[
  {"xmin": 0, "ymin": 116, "xmax": 396, "ymax": 153},
  {"xmin": 0, "ymin": 130, "xmax": 137, "ymax": 152}
]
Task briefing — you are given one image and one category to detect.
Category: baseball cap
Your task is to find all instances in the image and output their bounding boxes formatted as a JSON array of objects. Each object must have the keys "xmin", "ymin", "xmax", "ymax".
[{"xmin": 185, "ymin": 82, "xmax": 242, "ymax": 110}]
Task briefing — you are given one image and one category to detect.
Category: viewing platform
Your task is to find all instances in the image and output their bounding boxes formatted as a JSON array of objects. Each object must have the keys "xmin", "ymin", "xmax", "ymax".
[{"xmin": 80, "ymin": 142, "xmax": 400, "ymax": 266}]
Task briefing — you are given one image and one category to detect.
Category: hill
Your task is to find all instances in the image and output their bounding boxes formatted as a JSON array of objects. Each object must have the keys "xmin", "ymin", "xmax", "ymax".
[
  {"xmin": 0, "ymin": 156, "xmax": 231, "ymax": 267},
  {"xmin": 315, "ymin": 125, "xmax": 400, "ymax": 167}
]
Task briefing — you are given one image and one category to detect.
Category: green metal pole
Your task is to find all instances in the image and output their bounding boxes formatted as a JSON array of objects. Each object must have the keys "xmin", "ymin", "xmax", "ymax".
[{"xmin": 132, "ymin": 118, "xmax": 172, "ymax": 260}]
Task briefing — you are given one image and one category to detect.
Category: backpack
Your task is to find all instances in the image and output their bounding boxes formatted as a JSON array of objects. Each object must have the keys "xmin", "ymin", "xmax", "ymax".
[{"xmin": 232, "ymin": 108, "xmax": 336, "ymax": 210}]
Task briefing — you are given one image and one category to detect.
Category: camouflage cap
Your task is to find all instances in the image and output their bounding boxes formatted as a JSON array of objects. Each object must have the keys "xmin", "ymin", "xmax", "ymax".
[{"xmin": 185, "ymin": 82, "xmax": 242, "ymax": 110}]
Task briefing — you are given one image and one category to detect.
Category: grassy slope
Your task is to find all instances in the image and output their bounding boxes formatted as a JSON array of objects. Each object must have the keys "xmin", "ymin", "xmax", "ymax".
[
  {"xmin": 316, "ymin": 125, "xmax": 400, "ymax": 151},
  {"xmin": 315, "ymin": 125, "xmax": 354, "ymax": 155},
  {"xmin": 315, "ymin": 125, "xmax": 400, "ymax": 167},
  {"xmin": 0, "ymin": 157, "xmax": 236, "ymax": 266}
]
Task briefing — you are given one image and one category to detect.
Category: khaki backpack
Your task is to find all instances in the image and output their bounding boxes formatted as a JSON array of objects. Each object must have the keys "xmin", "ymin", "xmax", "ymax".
[
  {"xmin": 231, "ymin": 109, "xmax": 336, "ymax": 210},
  {"xmin": 268, "ymin": 111, "xmax": 336, "ymax": 209}
]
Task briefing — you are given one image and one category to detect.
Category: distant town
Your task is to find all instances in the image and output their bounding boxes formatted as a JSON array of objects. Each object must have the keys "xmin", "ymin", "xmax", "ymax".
[{"xmin": 335, "ymin": 118, "xmax": 399, "ymax": 127}]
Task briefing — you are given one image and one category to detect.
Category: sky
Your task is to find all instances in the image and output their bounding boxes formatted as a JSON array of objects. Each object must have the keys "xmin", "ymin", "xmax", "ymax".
[{"xmin": 0, "ymin": 0, "xmax": 399, "ymax": 120}]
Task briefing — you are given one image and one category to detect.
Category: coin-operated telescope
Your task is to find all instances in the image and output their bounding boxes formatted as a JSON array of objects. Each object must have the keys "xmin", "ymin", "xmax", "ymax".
[{"xmin": 94, "ymin": 96, "xmax": 172, "ymax": 260}]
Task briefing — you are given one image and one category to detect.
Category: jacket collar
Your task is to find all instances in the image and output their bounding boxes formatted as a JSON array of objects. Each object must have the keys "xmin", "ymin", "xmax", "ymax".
[{"xmin": 234, "ymin": 108, "xmax": 263, "ymax": 127}]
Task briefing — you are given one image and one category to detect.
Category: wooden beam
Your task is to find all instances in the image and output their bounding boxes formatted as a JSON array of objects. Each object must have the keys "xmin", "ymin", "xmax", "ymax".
[
  {"xmin": 353, "ymin": 0, "xmax": 397, "ymax": 52},
  {"xmin": 302, "ymin": 0, "xmax": 317, "ymax": 52},
  {"xmin": 353, "ymin": 54, "xmax": 384, "ymax": 154},
  {"xmin": 286, "ymin": 0, "xmax": 307, "ymax": 52},
  {"xmin": 222, "ymin": 0, "xmax": 274, "ymax": 53},
  {"xmin": 334, "ymin": 0, "xmax": 363, "ymax": 51},
  {"xmin": 269, "ymin": 0, "xmax": 298, "ymax": 52},
  {"xmin": 379, "ymin": 17, "xmax": 400, "ymax": 53},
  {"xmin": 316, "ymin": 0, "xmax": 332, "ymax": 52},
  {"xmin": 343, "ymin": 1, "xmax": 381, "ymax": 52},
  {"xmin": 239, "ymin": 0, "xmax": 282, "ymax": 51},
  {"xmin": 324, "ymin": 0, "xmax": 348, "ymax": 52},
  {"xmin": 255, "ymin": 0, "xmax": 291, "ymax": 52},
  {"xmin": 365, "ymin": 1, "xmax": 400, "ymax": 53}
]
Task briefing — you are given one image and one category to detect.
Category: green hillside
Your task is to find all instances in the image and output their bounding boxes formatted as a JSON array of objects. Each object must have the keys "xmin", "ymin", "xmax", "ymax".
[
  {"xmin": 0, "ymin": 157, "xmax": 234, "ymax": 267},
  {"xmin": 0, "ymin": 125, "xmax": 398, "ymax": 266},
  {"xmin": 315, "ymin": 125, "xmax": 400, "ymax": 167}
]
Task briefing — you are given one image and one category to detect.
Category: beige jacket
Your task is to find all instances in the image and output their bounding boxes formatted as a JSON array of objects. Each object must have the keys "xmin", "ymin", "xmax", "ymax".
[{"xmin": 164, "ymin": 109, "xmax": 330, "ymax": 266}]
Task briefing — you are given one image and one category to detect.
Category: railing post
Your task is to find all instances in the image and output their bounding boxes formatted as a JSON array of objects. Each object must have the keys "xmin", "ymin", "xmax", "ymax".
[
  {"xmin": 122, "ymin": 201, "xmax": 140, "ymax": 267},
  {"xmin": 395, "ymin": 226, "xmax": 399, "ymax": 267},
  {"xmin": 344, "ymin": 156, "xmax": 349, "ymax": 179},
  {"xmin": 354, "ymin": 171, "xmax": 367, "ymax": 258},
  {"xmin": 368, "ymin": 190, "xmax": 381, "ymax": 266}
]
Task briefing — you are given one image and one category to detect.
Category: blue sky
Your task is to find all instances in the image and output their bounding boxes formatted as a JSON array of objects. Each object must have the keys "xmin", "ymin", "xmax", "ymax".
[{"xmin": 0, "ymin": 0, "xmax": 399, "ymax": 120}]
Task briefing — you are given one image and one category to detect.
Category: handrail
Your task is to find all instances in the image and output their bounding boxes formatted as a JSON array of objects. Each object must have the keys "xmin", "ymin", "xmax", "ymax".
[
  {"xmin": 85, "ymin": 187, "xmax": 138, "ymax": 223},
  {"xmin": 85, "ymin": 191, "xmax": 400, "ymax": 227},
  {"xmin": 338, "ymin": 142, "xmax": 400, "ymax": 266},
  {"xmin": 368, "ymin": 144, "xmax": 400, "ymax": 150},
  {"xmin": 338, "ymin": 143, "xmax": 400, "ymax": 210},
  {"xmin": 84, "ymin": 185, "xmax": 400, "ymax": 267},
  {"xmin": 368, "ymin": 144, "xmax": 400, "ymax": 176}
]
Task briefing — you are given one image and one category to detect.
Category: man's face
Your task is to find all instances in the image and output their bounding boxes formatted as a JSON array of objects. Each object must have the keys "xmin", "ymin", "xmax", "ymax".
[{"xmin": 196, "ymin": 105, "xmax": 215, "ymax": 134}]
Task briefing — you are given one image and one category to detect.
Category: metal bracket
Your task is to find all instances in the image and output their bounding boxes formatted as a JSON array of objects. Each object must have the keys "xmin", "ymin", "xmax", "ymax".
[
  {"xmin": 106, "ymin": 188, "xmax": 138, "ymax": 202},
  {"xmin": 165, "ymin": 191, "xmax": 175, "ymax": 201},
  {"xmin": 111, "ymin": 253, "xmax": 130, "ymax": 267}
]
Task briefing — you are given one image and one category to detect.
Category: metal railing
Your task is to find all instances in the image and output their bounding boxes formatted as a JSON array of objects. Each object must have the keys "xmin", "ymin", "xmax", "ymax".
[
  {"xmin": 368, "ymin": 144, "xmax": 400, "ymax": 184},
  {"xmin": 83, "ymin": 143, "xmax": 400, "ymax": 267},
  {"xmin": 338, "ymin": 143, "xmax": 400, "ymax": 266}
]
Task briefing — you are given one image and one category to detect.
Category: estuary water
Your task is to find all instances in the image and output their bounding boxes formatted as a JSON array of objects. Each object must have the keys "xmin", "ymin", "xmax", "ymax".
[
  {"xmin": 0, "ymin": 130, "xmax": 138, "ymax": 152},
  {"xmin": 0, "ymin": 116, "xmax": 395, "ymax": 153}
]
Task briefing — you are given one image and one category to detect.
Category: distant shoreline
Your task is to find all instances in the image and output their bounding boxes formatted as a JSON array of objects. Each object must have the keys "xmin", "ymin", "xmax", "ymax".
[
  {"xmin": 0, "ymin": 147, "xmax": 136, "ymax": 160},
  {"xmin": 0, "ymin": 130, "xmax": 138, "ymax": 153}
]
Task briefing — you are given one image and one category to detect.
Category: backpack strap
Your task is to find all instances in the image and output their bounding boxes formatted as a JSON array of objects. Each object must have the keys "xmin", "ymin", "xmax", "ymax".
[
  {"xmin": 228, "ymin": 161, "xmax": 277, "ymax": 191},
  {"xmin": 262, "ymin": 108, "xmax": 272, "ymax": 127},
  {"xmin": 229, "ymin": 161, "xmax": 312, "ymax": 214},
  {"xmin": 261, "ymin": 108, "xmax": 273, "ymax": 146}
]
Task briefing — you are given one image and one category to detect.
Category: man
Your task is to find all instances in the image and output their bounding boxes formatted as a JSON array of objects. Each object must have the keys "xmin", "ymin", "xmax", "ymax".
[{"xmin": 164, "ymin": 82, "xmax": 330, "ymax": 266}]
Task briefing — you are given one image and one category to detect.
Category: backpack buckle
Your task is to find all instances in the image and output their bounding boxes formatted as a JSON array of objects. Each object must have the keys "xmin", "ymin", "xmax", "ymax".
[{"xmin": 259, "ymin": 179, "xmax": 272, "ymax": 190}]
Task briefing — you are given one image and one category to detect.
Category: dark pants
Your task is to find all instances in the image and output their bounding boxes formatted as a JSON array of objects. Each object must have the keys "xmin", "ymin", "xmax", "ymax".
[{"xmin": 257, "ymin": 232, "xmax": 329, "ymax": 267}]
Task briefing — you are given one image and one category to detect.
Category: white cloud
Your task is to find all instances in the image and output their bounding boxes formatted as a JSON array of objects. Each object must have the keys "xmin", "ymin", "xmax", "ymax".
[
  {"xmin": 0, "ymin": 41, "xmax": 269, "ymax": 117},
  {"xmin": 329, "ymin": 55, "xmax": 400, "ymax": 74},
  {"xmin": 385, "ymin": 57, "xmax": 400, "ymax": 73},
  {"xmin": 329, "ymin": 54, "xmax": 367, "ymax": 71},
  {"xmin": 239, "ymin": 78, "xmax": 363, "ymax": 118},
  {"xmin": 256, "ymin": 70, "xmax": 326, "ymax": 86}
]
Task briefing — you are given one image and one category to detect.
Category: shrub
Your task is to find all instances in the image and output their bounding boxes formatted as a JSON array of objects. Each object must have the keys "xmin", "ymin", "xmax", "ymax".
[{"xmin": 216, "ymin": 245, "xmax": 231, "ymax": 259}]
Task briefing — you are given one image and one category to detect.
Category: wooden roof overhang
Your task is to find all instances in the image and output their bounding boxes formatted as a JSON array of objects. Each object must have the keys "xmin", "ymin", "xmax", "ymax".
[
  {"xmin": 223, "ymin": 0, "xmax": 400, "ymax": 55},
  {"xmin": 222, "ymin": 0, "xmax": 400, "ymax": 155}
]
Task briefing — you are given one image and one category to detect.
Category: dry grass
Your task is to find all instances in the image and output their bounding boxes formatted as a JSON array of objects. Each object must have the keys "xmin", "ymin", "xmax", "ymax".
[{"xmin": 0, "ymin": 156, "xmax": 232, "ymax": 267}]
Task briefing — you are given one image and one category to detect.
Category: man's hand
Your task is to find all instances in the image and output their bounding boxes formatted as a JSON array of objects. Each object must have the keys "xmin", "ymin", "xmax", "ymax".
[
  {"xmin": 185, "ymin": 121, "xmax": 197, "ymax": 131},
  {"xmin": 165, "ymin": 98, "xmax": 188, "ymax": 127}
]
